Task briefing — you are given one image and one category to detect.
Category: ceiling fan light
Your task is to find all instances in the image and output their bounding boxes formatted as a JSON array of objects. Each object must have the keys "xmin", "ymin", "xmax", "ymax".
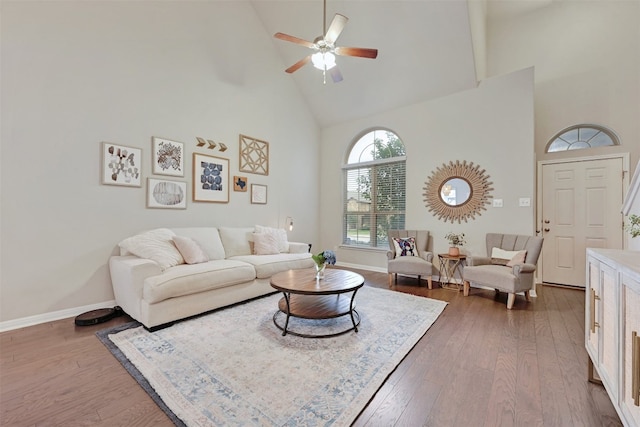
[{"xmin": 311, "ymin": 51, "xmax": 336, "ymax": 70}]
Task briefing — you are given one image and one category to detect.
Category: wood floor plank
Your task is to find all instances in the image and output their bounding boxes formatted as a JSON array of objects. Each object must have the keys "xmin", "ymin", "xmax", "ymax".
[{"xmin": 0, "ymin": 270, "xmax": 623, "ymax": 427}]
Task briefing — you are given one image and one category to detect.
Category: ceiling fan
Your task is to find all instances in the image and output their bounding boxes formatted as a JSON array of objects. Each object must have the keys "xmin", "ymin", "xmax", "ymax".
[{"xmin": 274, "ymin": 0, "xmax": 378, "ymax": 83}]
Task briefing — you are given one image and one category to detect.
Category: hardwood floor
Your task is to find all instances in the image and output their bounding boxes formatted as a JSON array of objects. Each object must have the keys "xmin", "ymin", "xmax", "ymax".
[{"xmin": 0, "ymin": 269, "xmax": 622, "ymax": 426}]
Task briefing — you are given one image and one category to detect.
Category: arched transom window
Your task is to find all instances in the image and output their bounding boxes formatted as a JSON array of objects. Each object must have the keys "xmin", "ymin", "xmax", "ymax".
[
  {"xmin": 343, "ymin": 129, "xmax": 406, "ymax": 248},
  {"xmin": 546, "ymin": 125, "xmax": 619, "ymax": 153}
]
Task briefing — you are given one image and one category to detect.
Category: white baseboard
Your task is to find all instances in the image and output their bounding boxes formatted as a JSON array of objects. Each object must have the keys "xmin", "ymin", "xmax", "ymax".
[
  {"xmin": 0, "ymin": 300, "xmax": 117, "ymax": 333},
  {"xmin": 335, "ymin": 262, "xmax": 387, "ymax": 274}
]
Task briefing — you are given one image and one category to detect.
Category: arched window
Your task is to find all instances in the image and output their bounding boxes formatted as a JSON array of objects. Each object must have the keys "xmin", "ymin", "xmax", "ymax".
[
  {"xmin": 546, "ymin": 124, "xmax": 619, "ymax": 153},
  {"xmin": 343, "ymin": 129, "xmax": 406, "ymax": 248}
]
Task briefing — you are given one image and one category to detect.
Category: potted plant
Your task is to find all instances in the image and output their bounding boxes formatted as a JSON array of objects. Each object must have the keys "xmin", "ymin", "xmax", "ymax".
[
  {"xmin": 444, "ymin": 232, "xmax": 466, "ymax": 256},
  {"xmin": 626, "ymin": 214, "xmax": 640, "ymax": 238}
]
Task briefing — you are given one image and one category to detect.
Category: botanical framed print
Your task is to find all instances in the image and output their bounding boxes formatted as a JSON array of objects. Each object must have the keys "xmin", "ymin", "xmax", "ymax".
[
  {"xmin": 147, "ymin": 178, "xmax": 187, "ymax": 209},
  {"xmin": 239, "ymin": 134, "xmax": 269, "ymax": 176},
  {"xmin": 251, "ymin": 184, "xmax": 267, "ymax": 204},
  {"xmin": 152, "ymin": 137, "xmax": 184, "ymax": 176},
  {"xmin": 101, "ymin": 142, "xmax": 142, "ymax": 187},
  {"xmin": 233, "ymin": 176, "xmax": 248, "ymax": 192},
  {"xmin": 193, "ymin": 153, "xmax": 229, "ymax": 203}
]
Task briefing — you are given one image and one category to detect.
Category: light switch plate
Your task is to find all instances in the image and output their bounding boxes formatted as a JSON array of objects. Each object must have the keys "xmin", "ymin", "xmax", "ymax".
[
  {"xmin": 493, "ymin": 199, "xmax": 503, "ymax": 208},
  {"xmin": 519, "ymin": 198, "xmax": 531, "ymax": 207}
]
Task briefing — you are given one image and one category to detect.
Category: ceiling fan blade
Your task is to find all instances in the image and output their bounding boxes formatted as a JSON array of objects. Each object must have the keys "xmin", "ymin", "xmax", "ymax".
[
  {"xmin": 324, "ymin": 14, "xmax": 348, "ymax": 44},
  {"xmin": 274, "ymin": 32, "xmax": 315, "ymax": 49},
  {"xmin": 285, "ymin": 55, "xmax": 311, "ymax": 73},
  {"xmin": 330, "ymin": 66, "xmax": 343, "ymax": 83},
  {"xmin": 335, "ymin": 46, "xmax": 378, "ymax": 59}
]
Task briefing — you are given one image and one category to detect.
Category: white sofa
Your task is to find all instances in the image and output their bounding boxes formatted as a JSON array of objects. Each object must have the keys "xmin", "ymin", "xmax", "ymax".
[{"xmin": 109, "ymin": 226, "xmax": 314, "ymax": 330}]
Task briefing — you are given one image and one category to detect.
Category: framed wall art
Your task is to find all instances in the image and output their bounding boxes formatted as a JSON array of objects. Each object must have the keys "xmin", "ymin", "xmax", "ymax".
[
  {"xmin": 152, "ymin": 137, "xmax": 184, "ymax": 176},
  {"xmin": 147, "ymin": 178, "xmax": 187, "ymax": 209},
  {"xmin": 193, "ymin": 153, "xmax": 229, "ymax": 203},
  {"xmin": 101, "ymin": 142, "xmax": 142, "ymax": 187},
  {"xmin": 239, "ymin": 134, "xmax": 269, "ymax": 176},
  {"xmin": 251, "ymin": 184, "xmax": 267, "ymax": 204},
  {"xmin": 233, "ymin": 176, "xmax": 248, "ymax": 192}
]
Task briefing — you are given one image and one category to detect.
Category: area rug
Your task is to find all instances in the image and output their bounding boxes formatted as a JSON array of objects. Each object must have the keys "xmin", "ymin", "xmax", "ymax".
[{"xmin": 97, "ymin": 285, "xmax": 447, "ymax": 426}]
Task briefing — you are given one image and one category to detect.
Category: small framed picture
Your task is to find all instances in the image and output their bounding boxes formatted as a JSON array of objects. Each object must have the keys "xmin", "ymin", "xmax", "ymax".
[
  {"xmin": 101, "ymin": 142, "xmax": 142, "ymax": 187},
  {"xmin": 147, "ymin": 178, "xmax": 187, "ymax": 209},
  {"xmin": 193, "ymin": 153, "xmax": 229, "ymax": 203},
  {"xmin": 233, "ymin": 176, "xmax": 248, "ymax": 192},
  {"xmin": 251, "ymin": 184, "xmax": 267, "ymax": 204},
  {"xmin": 152, "ymin": 137, "xmax": 184, "ymax": 176}
]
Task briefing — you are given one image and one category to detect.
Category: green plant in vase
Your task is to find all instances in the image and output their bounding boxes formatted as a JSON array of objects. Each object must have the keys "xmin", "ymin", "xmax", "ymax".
[
  {"xmin": 444, "ymin": 232, "xmax": 466, "ymax": 256},
  {"xmin": 626, "ymin": 214, "xmax": 640, "ymax": 238},
  {"xmin": 311, "ymin": 250, "xmax": 337, "ymax": 279}
]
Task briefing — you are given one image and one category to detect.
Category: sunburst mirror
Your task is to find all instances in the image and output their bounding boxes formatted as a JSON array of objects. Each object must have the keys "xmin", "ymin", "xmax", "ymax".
[{"xmin": 423, "ymin": 160, "xmax": 493, "ymax": 223}]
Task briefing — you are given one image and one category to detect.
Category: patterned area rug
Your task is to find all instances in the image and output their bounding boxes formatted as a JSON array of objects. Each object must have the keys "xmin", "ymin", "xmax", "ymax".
[{"xmin": 97, "ymin": 285, "xmax": 447, "ymax": 426}]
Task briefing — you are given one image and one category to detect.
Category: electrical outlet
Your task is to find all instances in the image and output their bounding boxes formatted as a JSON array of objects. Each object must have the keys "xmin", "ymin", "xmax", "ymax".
[
  {"xmin": 519, "ymin": 198, "xmax": 531, "ymax": 207},
  {"xmin": 492, "ymin": 199, "xmax": 503, "ymax": 208}
]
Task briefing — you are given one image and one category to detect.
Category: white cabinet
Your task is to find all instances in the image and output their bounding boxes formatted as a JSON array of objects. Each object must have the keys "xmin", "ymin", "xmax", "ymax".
[
  {"xmin": 586, "ymin": 249, "xmax": 640, "ymax": 427},
  {"xmin": 621, "ymin": 273, "xmax": 640, "ymax": 426}
]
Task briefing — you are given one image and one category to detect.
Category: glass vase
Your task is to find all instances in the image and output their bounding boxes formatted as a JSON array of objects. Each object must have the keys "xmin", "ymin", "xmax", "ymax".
[{"xmin": 315, "ymin": 263, "xmax": 326, "ymax": 279}]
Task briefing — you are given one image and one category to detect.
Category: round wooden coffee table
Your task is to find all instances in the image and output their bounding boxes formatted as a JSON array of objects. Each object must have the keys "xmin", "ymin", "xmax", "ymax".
[{"xmin": 270, "ymin": 268, "xmax": 365, "ymax": 338}]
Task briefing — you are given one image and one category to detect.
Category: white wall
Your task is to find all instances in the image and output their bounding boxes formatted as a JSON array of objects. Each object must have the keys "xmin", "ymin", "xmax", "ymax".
[
  {"xmin": 487, "ymin": 0, "xmax": 640, "ymax": 169},
  {"xmin": 318, "ymin": 68, "xmax": 535, "ymax": 270},
  {"xmin": 0, "ymin": 1, "xmax": 320, "ymax": 322}
]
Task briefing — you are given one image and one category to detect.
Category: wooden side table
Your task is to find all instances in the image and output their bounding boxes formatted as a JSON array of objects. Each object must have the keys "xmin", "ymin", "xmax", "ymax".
[{"xmin": 438, "ymin": 253, "xmax": 467, "ymax": 291}]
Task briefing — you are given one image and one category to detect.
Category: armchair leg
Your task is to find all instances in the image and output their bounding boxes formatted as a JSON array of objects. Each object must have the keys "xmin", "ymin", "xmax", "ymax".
[
  {"xmin": 427, "ymin": 276, "xmax": 433, "ymax": 290},
  {"xmin": 524, "ymin": 290, "xmax": 531, "ymax": 301},
  {"xmin": 507, "ymin": 293, "xmax": 516, "ymax": 309},
  {"xmin": 463, "ymin": 280, "xmax": 470, "ymax": 296},
  {"xmin": 388, "ymin": 273, "xmax": 393, "ymax": 288},
  {"xmin": 417, "ymin": 275, "xmax": 421, "ymax": 286}
]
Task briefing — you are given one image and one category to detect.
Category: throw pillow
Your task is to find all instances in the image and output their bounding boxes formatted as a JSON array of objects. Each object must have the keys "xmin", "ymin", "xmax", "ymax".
[
  {"xmin": 392, "ymin": 237, "xmax": 418, "ymax": 258},
  {"xmin": 506, "ymin": 250, "xmax": 527, "ymax": 267},
  {"xmin": 173, "ymin": 236, "xmax": 209, "ymax": 265},
  {"xmin": 254, "ymin": 225, "xmax": 289, "ymax": 253},
  {"xmin": 118, "ymin": 228, "xmax": 184, "ymax": 269},
  {"xmin": 218, "ymin": 227, "xmax": 254, "ymax": 257},
  {"xmin": 253, "ymin": 232, "xmax": 280, "ymax": 255},
  {"xmin": 491, "ymin": 247, "xmax": 526, "ymax": 266}
]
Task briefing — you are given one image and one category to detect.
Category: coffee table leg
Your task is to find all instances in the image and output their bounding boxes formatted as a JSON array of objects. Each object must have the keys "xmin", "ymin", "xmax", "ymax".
[
  {"xmin": 282, "ymin": 292, "xmax": 291, "ymax": 336},
  {"xmin": 349, "ymin": 289, "xmax": 359, "ymax": 333}
]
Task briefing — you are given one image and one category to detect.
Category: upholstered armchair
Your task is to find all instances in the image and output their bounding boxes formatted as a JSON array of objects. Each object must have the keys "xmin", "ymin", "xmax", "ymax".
[
  {"xmin": 387, "ymin": 230, "xmax": 433, "ymax": 289},
  {"xmin": 463, "ymin": 233, "xmax": 543, "ymax": 309}
]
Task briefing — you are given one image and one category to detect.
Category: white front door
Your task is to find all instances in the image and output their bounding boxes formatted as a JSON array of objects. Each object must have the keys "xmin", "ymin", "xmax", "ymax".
[{"xmin": 541, "ymin": 157, "xmax": 624, "ymax": 287}]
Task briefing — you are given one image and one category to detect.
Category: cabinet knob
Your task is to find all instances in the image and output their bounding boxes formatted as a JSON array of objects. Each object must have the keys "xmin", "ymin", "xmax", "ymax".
[{"xmin": 544, "ymin": 228, "xmax": 550, "ymax": 232}]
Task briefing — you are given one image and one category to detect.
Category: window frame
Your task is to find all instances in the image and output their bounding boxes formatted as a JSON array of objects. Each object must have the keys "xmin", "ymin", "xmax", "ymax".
[
  {"xmin": 342, "ymin": 130, "xmax": 407, "ymax": 249},
  {"xmin": 546, "ymin": 124, "xmax": 620, "ymax": 153}
]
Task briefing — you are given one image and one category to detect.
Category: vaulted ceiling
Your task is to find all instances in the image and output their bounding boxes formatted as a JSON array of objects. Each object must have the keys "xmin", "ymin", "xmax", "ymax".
[{"xmin": 251, "ymin": 0, "xmax": 481, "ymax": 127}]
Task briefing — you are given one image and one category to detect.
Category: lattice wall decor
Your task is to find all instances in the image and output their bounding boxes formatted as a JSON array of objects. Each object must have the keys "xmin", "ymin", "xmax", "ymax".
[
  {"xmin": 423, "ymin": 160, "xmax": 493, "ymax": 224},
  {"xmin": 239, "ymin": 134, "xmax": 269, "ymax": 176}
]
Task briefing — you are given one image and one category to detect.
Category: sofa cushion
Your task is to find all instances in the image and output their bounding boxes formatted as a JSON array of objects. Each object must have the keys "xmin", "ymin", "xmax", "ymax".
[
  {"xmin": 491, "ymin": 247, "xmax": 524, "ymax": 266},
  {"xmin": 118, "ymin": 228, "xmax": 184, "ymax": 269},
  {"xmin": 229, "ymin": 253, "xmax": 313, "ymax": 279},
  {"xmin": 464, "ymin": 264, "xmax": 515, "ymax": 289},
  {"xmin": 506, "ymin": 250, "xmax": 527, "ymax": 267},
  {"xmin": 143, "ymin": 259, "xmax": 257, "ymax": 303},
  {"xmin": 218, "ymin": 227, "xmax": 254, "ymax": 257},
  {"xmin": 392, "ymin": 236, "xmax": 418, "ymax": 258},
  {"xmin": 171, "ymin": 227, "xmax": 226, "ymax": 260},
  {"xmin": 253, "ymin": 232, "xmax": 280, "ymax": 255},
  {"xmin": 254, "ymin": 225, "xmax": 289, "ymax": 253},
  {"xmin": 173, "ymin": 236, "xmax": 209, "ymax": 265}
]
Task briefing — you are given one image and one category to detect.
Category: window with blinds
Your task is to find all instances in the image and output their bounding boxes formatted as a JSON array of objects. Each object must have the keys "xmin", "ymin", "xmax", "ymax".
[{"xmin": 343, "ymin": 130, "xmax": 406, "ymax": 248}]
